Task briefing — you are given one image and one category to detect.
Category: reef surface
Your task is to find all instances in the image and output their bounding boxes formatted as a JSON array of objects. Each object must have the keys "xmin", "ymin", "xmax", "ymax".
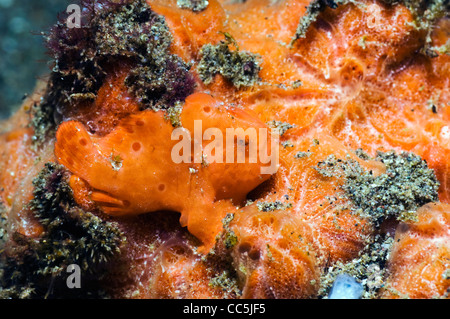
[{"xmin": 0, "ymin": 0, "xmax": 449, "ymax": 299}]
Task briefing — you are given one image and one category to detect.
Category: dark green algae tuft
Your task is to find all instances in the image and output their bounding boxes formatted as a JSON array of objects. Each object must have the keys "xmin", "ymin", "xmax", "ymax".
[
  {"xmin": 32, "ymin": 0, "xmax": 195, "ymax": 145},
  {"xmin": 290, "ymin": 0, "xmax": 449, "ymax": 57},
  {"xmin": 0, "ymin": 163, "xmax": 125, "ymax": 298},
  {"xmin": 198, "ymin": 33, "xmax": 262, "ymax": 89},
  {"xmin": 314, "ymin": 149, "xmax": 439, "ymax": 298},
  {"xmin": 177, "ymin": 0, "xmax": 209, "ymax": 12},
  {"xmin": 318, "ymin": 234, "xmax": 395, "ymax": 299},
  {"xmin": 290, "ymin": 0, "xmax": 339, "ymax": 46},
  {"xmin": 314, "ymin": 150, "xmax": 440, "ymax": 226}
]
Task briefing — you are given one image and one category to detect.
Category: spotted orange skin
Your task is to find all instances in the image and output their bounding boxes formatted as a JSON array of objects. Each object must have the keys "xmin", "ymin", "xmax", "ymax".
[{"xmin": 54, "ymin": 93, "xmax": 273, "ymax": 253}]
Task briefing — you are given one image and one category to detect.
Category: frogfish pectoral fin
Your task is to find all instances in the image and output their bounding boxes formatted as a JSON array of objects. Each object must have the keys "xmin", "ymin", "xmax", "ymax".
[
  {"xmin": 182, "ymin": 200, "xmax": 236, "ymax": 254},
  {"xmin": 69, "ymin": 175, "xmax": 130, "ymax": 216},
  {"xmin": 91, "ymin": 190, "xmax": 130, "ymax": 216},
  {"xmin": 69, "ymin": 175, "xmax": 95, "ymax": 212}
]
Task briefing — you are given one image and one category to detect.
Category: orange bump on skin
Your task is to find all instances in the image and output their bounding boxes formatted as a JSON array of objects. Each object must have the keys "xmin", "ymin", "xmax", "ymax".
[
  {"xmin": 230, "ymin": 207, "xmax": 320, "ymax": 298},
  {"xmin": 381, "ymin": 203, "xmax": 450, "ymax": 298},
  {"xmin": 55, "ymin": 93, "xmax": 274, "ymax": 252}
]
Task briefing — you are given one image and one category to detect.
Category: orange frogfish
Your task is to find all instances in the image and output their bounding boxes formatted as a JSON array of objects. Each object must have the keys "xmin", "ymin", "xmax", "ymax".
[{"xmin": 54, "ymin": 93, "xmax": 277, "ymax": 252}]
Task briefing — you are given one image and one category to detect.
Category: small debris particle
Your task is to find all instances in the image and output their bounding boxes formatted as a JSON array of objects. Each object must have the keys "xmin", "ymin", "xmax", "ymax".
[
  {"xmin": 295, "ymin": 151, "xmax": 312, "ymax": 159},
  {"xmin": 266, "ymin": 120, "xmax": 296, "ymax": 136},
  {"xmin": 282, "ymin": 140, "xmax": 294, "ymax": 148},
  {"xmin": 292, "ymin": 80, "xmax": 303, "ymax": 88},
  {"xmin": 110, "ymin": 152, "xmax": 123, "ymax": 171},
  {"xmin": 358, "ymin": 35, "xmax": 368, "ymax": 50}
]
